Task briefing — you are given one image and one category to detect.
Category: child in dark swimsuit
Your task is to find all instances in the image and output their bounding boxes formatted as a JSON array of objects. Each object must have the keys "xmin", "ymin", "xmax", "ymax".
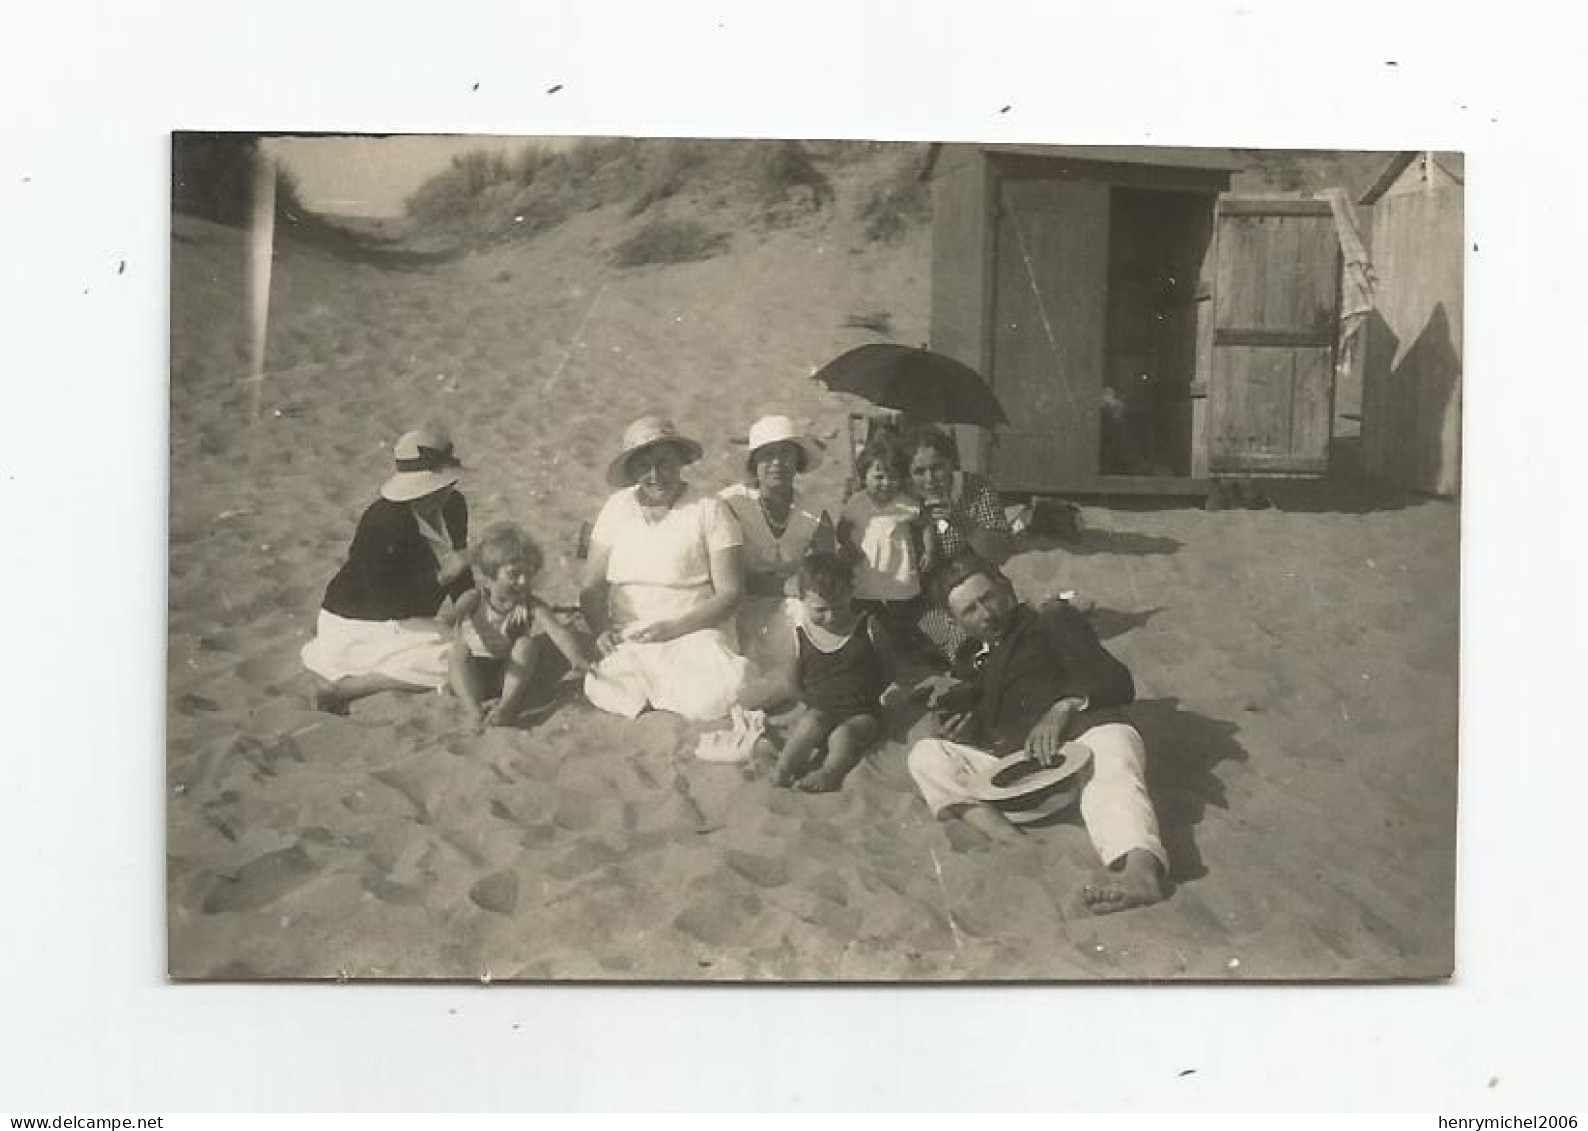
[{"xmin": 772, "ymin": 551, "xmax": 896, "ymax": 792}]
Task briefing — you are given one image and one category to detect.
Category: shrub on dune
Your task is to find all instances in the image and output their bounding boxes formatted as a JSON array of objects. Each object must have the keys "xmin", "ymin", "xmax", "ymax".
[
  {"xmin": 748, "ymin": 141, "xmax": 833, "ymax": 209},
  {"xmin": 405, "ymin": 138, "xmax": 646, "ymax": 236},
  {"xmin": 611, "ymin": 218, "xmax": 729, "ymax": 267},
  {"xmin": 626, "ymin": 140, "xmax": 710, "ymax": 217},
  {"xmin": 857, "ymin": 147, "xmax": 933, "ymax": 243}
]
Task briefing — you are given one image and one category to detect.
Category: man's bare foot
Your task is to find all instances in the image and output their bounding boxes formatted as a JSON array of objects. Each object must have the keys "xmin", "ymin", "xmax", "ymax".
[
  {"xmin": 1082, "ymin": 848, "xmax": 1166, "ymax": 915},
  {"xmin": 960, "ymin": 802, "xmax": 1024, "ymax": 844}
]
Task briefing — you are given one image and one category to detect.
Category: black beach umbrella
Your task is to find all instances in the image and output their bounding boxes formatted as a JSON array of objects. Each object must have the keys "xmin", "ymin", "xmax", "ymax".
[{"xmin": 811, "ymin": 343, "xmax": 1009, "ymax": 427}]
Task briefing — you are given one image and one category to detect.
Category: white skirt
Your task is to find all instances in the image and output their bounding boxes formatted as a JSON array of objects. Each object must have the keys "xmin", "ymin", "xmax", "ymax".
[
  {"xmin": 300, "ymin": 609, "xmax": 452, "ymax": 689},
  {"xmin": 733, "ymin": 594, "xmax": 802, "ymax": 709},
  {"xmin": 583, "ymin": 627, "xmax": 751, "ymax": 722}
]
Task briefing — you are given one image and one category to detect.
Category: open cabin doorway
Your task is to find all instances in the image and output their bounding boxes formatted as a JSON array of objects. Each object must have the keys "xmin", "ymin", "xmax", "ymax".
[{"xmin": 1100, "ymin": 187, "xmax": 1215, "ymax": 480}]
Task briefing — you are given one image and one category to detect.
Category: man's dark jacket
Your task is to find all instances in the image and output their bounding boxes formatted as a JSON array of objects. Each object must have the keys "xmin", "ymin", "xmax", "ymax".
[{"xmin": 973, "ymin": 603, "xmax": 1135, "ymax": 754}]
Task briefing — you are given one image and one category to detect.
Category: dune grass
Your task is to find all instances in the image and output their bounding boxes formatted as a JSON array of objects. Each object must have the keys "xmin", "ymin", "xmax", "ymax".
[
  {"xmin": 611, "ymin": 218, "xmax": 730, "ymax": 268},
  {"xmin": 857, "ymin": 148, "xmax": 933, "ymax": 243},
  {"xmin": 404, "ymin": 138, "xmax": 646, "ymax": 237},
  {"xmin": 405, "ymin": 139, "xmax": 845, "ymax": 245}
]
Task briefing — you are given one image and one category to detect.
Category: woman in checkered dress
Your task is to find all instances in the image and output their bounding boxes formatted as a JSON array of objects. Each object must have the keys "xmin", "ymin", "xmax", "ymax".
[{"xmin": 904, "ymin": 425, "xmax": 1014, "ymax": 667}]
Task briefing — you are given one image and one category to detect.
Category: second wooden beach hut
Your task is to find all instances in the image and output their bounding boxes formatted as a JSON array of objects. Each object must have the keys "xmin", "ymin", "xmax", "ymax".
[{"xmin": 926, "ymin": 144, "xmax": 1347, "ymax": 498}]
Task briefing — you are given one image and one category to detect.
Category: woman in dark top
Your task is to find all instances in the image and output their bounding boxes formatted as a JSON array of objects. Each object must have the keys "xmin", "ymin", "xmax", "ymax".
[
  {"xmin": 904, "ymin": 425, "xmax": 1014, "ymax": 667},
  {"xmin": 302, "ymin": 428, "xmax": 474, "ymax": 714}
]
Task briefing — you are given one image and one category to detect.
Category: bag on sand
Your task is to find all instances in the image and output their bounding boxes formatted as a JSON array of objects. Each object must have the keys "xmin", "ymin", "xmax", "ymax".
[{"xmin": 694, "ymin": 706, "xmax": 768, "ymax": 764}]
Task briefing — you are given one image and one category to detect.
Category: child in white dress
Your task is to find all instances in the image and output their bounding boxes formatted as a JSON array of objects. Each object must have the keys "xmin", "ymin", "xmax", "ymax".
[{"xmin": 837, "ymin": 431, "xmax": 937, "ymax": 643}]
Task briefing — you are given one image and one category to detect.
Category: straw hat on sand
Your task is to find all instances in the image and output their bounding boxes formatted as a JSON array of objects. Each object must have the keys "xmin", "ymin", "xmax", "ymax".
[{"xmin": 969, "ymin": 741, "xmax": 1093, "ymax": 826}]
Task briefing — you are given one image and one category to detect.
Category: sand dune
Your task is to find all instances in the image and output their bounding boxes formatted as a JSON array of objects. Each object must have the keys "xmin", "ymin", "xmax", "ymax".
[{"xmin": 167, "ymin": 153, "xmax": 1457, "ymax": 981}]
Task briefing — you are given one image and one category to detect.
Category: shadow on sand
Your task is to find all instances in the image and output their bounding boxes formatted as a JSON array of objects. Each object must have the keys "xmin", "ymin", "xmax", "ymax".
[
  {"xmin": 1246, "ymin": 446, "xmax": 1454, "ymax": 515},
  {"xmin": 1078, "ymin": 452, "xmax": 1446, "ymax": 517},
  {"xmin": 1132, "ymin": 697, "xmax": 1248, "ymax": 885},
  {"xmin": 1015, "ymin": 527, "xmax": 1184, "ymax": 560},
  {"xmin": 1087, "ymin": 604, "xmax": 1166, "ymax": 643},
  {"xmin": 992, "ymin": 697, "xmax": 1245, "ymax": 891}
]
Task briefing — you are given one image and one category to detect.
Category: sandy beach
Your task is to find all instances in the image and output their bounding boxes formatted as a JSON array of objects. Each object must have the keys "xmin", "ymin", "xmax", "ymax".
[{"xmin": 167, "ymin": 148, "xmax": 1458, "ymax": 981}]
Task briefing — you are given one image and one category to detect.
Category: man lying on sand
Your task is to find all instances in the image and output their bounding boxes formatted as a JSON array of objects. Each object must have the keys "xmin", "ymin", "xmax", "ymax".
[{"xmin": 905, "ymin": 554, "xmax": 1169, "ymax": 915}]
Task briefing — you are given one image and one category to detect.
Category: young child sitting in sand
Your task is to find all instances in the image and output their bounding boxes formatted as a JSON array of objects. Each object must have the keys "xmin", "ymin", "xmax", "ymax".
[
  {"xmin": 837, "ymin": 432, "xmax": 938, "ymax": 643},
  {"xmin": 445, "ymin": 522, "xmax": 590, "ymax": 730},
  {"xmin": 772, "ymin": 551, "xmax": 897, "ymax": 792}
]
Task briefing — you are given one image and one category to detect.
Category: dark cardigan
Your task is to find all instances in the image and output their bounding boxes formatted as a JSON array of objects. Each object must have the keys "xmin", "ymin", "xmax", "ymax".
[
  {"xmin": 973, "ymin": 603, "xmax": 1135, "ymax": 754},
  {"xmin": 321, "ymin": 494, "xmax": 473, "ymax": 622}
]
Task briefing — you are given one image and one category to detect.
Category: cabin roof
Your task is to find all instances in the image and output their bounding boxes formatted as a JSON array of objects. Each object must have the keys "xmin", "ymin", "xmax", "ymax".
[
  {"xmin": 1359, "ymin": 151, "xmax": 1465, "ymax": 204},
  {"xmin": 921, "ymin": 143, "xmax": 1247, "ymax": 181},
  {"xmin": 985, "ymin": 144, "xmax": 1248, "ymax": 170}
]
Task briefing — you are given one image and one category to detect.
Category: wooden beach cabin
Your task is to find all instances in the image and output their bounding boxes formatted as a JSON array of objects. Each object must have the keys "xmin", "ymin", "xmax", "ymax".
[
  {"xmin": 1358, "ymin": 151, "xmax": 1463, "ymax": 497},
  {"xmin": 926, "ymin": 144, "xmax": 1345, "ymax": 497}
]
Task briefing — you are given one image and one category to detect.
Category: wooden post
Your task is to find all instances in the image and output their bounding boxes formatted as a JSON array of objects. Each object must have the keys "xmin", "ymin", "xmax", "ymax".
[{"xmin": 246, "ymin": 145, "xmax": 277, "ymax": 420}]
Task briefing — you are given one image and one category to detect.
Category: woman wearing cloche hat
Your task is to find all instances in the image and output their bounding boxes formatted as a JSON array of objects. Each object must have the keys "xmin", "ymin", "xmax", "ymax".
[
  {"xmin": 718, "ymin": 413, "xmax": 832, "ymax": 707},
  {"xmin": 579, "ymin": 415, "xmax": 751, "ymax": 721},
  {"xmin": 301, "ymin": 427, "xmax": 474, "ymax": 714}
]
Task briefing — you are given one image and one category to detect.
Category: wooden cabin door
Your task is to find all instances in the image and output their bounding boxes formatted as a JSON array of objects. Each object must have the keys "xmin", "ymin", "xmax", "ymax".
[
  {"xmin": 987, "ymin": 177, "xmax": 1109, "ymax": 493},
  {"xmin": 1207, "ymin": 197, "xmax": 1340, "ymax": 476}
]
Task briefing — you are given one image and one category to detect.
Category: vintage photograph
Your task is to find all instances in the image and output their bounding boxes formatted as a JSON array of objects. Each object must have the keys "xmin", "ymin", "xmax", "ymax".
[{"xmin": 167, "ymin": 133, "xmax": 1462, "ymax": 981}]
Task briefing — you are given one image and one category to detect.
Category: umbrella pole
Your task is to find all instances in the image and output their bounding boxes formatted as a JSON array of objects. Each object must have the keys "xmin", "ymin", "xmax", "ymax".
[{"xmin": 246, "ymin": 144, "xmax": 277, "ymax": 421}]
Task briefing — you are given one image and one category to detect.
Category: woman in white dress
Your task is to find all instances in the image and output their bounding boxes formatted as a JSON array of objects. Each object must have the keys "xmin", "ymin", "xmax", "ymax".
[
  {"xmin": 718, "ymin": 414, "xmax": 831, "ymax": 708},
  {"xmin": 580, "ymin": 416, "xmax": 750, "ymax": 721}
]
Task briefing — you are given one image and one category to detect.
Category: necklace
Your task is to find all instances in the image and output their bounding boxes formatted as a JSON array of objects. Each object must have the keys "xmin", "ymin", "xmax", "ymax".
[
  {"xmin": 758, "ymin": 492, "xmax": 791, "ymax": 539},
  {"xmin": 487, "ymin": 593, "xmax": 520, "ymax": 617}
]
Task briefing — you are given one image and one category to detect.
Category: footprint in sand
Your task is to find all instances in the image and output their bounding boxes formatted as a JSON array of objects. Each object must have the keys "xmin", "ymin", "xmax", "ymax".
[
  {"xmin": 173, "ymin": 692, "xmax": 222, "ymax": 716},
  {"xmin": 544, "ymin": 840, "xmax": 621, "ymax": 881},
  {"xmin": 233, "ymin": 652, "xmax": 303, "ymax": 689},
  {"xmin": 551, "ymin": 792, "xmax": 600, "ymax": 832},
  {"xmin": 855, "ymin": 892, "xmax": 953, "ymax": 951},
  {"xmin": 518, "ymin": 822, "xmax": 558, "ymax": 849},
  {"xmin": 197, "ymin": 629, "xmax": 246, "ymax": 654},
  {"xmin": 673, "ymin": 887, "xmax": 764, "ymax": 947},
  {"xmin": 725, "ymin": 850, "xmax": 790, "ymax": 889},
  {"xmin": 803, "ymin": 898, "xmax": 863, "ymax": 940},
  {"xmin": 364, "ymin": 874, "xmax": 430, "ymax": 907},
  {"xmin": 201, "ymin": 843, "xmax": 321, "ymax": 914},
  {"xmin": 468, "ymin": 870, "xmax": 520, "ymax": 915},
  {"xmin": 371, "ymin": 765, "xmax": 442, "ymax": 824},
  {"xmin": 809, "ymin": 869, "xmax": 850, "ymax": 906}
]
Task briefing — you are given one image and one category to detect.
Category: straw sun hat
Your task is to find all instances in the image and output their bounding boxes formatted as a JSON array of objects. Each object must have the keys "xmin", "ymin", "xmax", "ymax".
[
  {"xmin": 746, "ymin": 414, "xmax": 825, "ymax": 472},
  {"xmin": 968, "ymin": 741, "xmax": 1094, "ymax": 826},
  {"xmin": 380, "ymin": 429, "xmax": 463, "ymax": 502},
  {"xmin": 607, "ymin": 416, "xmax": 706, "ymax": 489}
]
